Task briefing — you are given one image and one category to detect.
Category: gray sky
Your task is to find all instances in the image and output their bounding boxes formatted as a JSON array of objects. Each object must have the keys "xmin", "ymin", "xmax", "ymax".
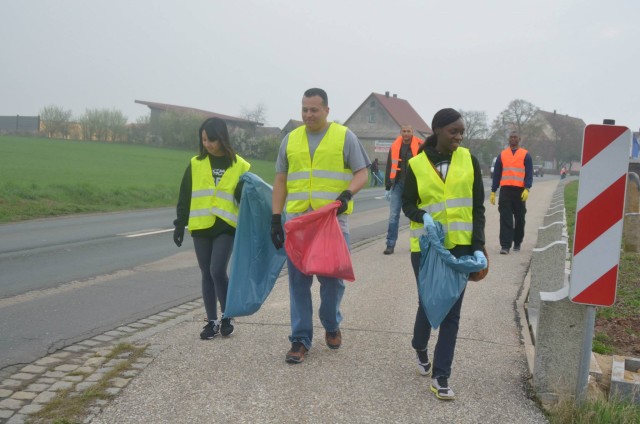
[{"xmin": 2, "ymin": 0, "xmax": 638, "ymax": 131}]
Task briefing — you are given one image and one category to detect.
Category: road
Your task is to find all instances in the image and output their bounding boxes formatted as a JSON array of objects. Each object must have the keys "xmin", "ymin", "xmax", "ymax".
[
  {"xmin": 0, "ymin": 174, "xmax": 536, "ymax": 375},
  {"xmin": 0, "ymin": 187, "xmax": 396, "ymax": 374}
]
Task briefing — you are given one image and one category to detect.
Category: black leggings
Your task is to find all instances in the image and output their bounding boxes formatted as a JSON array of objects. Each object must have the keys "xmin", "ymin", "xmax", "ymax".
[{"xmin": 193, "ymin": 234, "xmax": 234, "ymax": 321}]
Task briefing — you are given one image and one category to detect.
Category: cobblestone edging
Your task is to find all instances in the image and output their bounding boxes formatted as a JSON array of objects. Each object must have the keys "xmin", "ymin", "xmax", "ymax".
[{"xmin": 0, "ymin": 300, "xmax": 204, "ymax": 424}]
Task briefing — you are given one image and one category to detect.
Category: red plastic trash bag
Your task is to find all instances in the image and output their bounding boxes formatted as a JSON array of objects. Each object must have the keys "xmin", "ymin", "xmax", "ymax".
[{"xmin": 284, "ymin": 201, "xmax": 355, "ymax": 281}]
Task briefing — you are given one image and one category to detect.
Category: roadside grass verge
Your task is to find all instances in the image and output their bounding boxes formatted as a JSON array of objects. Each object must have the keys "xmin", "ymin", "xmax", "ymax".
[
  {"xmin": 0, "ymin": 135, "xmax": 276, "ymax": 223},
  {"xmin": 28, "ymin": 343, "xmax": 147, "ymax": 424},
  {"xmin": 549, "ymin": 180, "xmax": 640, "ymax": 423},
  {"xmin": 548, "ymin": 397, "xmax": 640, "ymax": 424}
]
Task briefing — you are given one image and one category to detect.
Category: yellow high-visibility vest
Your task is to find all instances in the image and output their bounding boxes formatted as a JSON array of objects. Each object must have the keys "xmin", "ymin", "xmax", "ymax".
[
  {"xmin": 188, "ymin": 154, "xmax": 250, "ymax": 232},
  {"xmin": 285, "ymin": 123, "xmax": 353, "ymax": 214},
  {"xmin": 408, "ymin": 148, "xmax": 474, "ymax": 251}
]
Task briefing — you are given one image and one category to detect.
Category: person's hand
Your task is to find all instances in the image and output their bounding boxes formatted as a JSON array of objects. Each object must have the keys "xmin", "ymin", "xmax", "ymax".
[
  {"xmin": 336, "ymin": 190, "xmax": 353, "ymax": 215},
  {"xmin": 422, "ymin": 212, "xmax": 435, "ymax": 228},
  {"xmin": 474, "ymin": 250, "xmax": 488, "ymax": 269},
  {"xmin": 173, "ymin": 226, "xmax": 185, "ymax": 247},
  {"xmin": 489, "ymin": 192, "xmax": 496, "ymax": 205},
  {"xmin": 384, "ymin": 190, "xmax": 391, "ymax": 202},
  {"xmin": 271, "ymin": 214, "xmax": 284, "ymax": 249},
  {"xmin": 521, "ymin": 188, "xmax": 529, "ymax": 202}
]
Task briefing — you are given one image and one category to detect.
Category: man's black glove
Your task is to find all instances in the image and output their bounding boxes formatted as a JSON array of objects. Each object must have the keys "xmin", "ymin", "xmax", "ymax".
[
  {"xmin": 271, "ymin": 214, "xmax": 284, "ymax": 249},
  {"xmin": 336, "ymin": 190, "xmax": 353, "ymax": 215},
  {"xmin": 173, "ymin": 226, "xmax": 185, "ymax": 247}
]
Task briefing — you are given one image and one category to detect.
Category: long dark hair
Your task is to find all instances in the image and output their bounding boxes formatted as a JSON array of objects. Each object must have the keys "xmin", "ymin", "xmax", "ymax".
[
  {"xmin": 418, "ymin": 108, "xmax": 462, "ymax": 154},
  {"xmin": 196, "ymin": 117, "xmax": 237, "ymax": 163}
]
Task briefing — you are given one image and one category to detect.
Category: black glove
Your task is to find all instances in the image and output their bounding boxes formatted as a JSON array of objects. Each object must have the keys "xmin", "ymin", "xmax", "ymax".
[
  {"xmin": 271, "ymin": 214, "xmax": 284, "ymax": 249},
  {"xmin": 173, "ymin": 226, "xmax": 185, "ymax": 247},
  {"xmin": 336, "ymin": 190, "xmax": 353, "ymax": 215}
]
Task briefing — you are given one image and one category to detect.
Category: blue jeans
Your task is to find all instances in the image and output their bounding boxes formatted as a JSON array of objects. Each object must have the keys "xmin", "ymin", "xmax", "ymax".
[
  {"xmin": 287, "ymin": 232, "xmax": 350, "ymax": 349},
  {"xmin": 385, "ymin": 183, "xmax": 403, "ymax": 248},
  {"xmin": 410, "ymin": 252, "xmax": 465, "ymax": 379}
]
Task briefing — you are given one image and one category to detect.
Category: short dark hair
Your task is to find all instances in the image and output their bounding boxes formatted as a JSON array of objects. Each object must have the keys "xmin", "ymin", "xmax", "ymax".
[
  {"xmin": 303, "ymin": 88, "xmax": 328, "ymax": 106},
  {"xmin": 197, "ymin": 117, "xmax": 237, "ymax": 163}
]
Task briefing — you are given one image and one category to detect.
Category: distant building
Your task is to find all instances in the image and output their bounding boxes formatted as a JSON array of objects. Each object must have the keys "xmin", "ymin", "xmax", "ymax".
[
  {"xmin": 533, "ymin": 110, "xmax": 586, "ymax": 172},
  {"xmin": 280, "ymin": 119, "xmax": 303, "ymax": 138},
  {"xmin": 344, "ymin": 92, "xmax": 431, "ymax": 162},
  {"xmin": 134, "ymin": 100, "xmax": 262, "ymax": 139},
  {"xmin": 0, "ymin": 115, "xmax": 40, "ymax": 135}
]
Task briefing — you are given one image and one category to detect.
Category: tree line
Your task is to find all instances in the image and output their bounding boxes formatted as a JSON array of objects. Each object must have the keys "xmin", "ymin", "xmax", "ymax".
[{"xmin": 38, "ymin": 99, "xmax": 582, "ymax": 170}]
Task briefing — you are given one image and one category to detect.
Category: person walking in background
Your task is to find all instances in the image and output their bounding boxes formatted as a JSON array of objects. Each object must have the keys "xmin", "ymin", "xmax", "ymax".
[
  {"xmin": 173, "ymin": 117, "xmax": 251, "ymax": 339},
  {"xmin": 560, "ymin": 166, "xmax": 567, "ymax": 179},
  {"xmin": 370, "ymin": 158, "xmax": 381, "ymax": 186},
  {"xmin": 270, "ymin": 88, "xmax": 370, "ymax": 364},
  {"xmin": 383, "ymin": 125, "xmax": 423, "ymax": 255},
  {"xmin": 402, "ymin": 108, "xmax": 486, "ymax": 400},
  {"xmin": 489, "ymin": 130, "xmax": 533, "ymax": 254}
]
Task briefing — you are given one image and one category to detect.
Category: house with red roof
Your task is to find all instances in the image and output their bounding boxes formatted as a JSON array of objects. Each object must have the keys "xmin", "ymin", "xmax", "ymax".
[{"xmin": 344, "ymin": 92, "xmax": 431, "ymax": 162}]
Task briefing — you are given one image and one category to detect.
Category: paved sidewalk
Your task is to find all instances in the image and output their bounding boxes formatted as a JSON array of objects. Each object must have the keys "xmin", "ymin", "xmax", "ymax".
[{"xmin": 1, "ymin": 179, "xmax": 561, "ymax": 423}]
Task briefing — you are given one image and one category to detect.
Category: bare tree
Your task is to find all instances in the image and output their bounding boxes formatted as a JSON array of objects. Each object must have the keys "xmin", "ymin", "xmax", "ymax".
[
  {"xmin": 460, "ymin": 110, "xmax": 489, "ymax": 151},
  {"xmin": 491, "ymin": 99, "xmax": 542, "ymax": 145},
  {"xmin": 40, "ymin": 105, "xmax": 73, "ymax": 138},
  {"xmin": 240, "ymin": 103, "xmax": 267, "ymax": 125}
]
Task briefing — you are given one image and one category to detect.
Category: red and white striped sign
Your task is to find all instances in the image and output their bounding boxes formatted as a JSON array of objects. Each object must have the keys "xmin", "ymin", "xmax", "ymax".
[{"xmin": 569, "ymin": 124, "xmax": 631, "ymax": 306}]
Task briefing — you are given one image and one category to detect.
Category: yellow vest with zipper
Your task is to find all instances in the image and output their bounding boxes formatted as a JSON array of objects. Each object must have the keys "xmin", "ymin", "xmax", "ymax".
[
  {"xmin": 408, "ymin": 148, "xmax": 474, "ymax": 251},
  {"xmin": 285, "ymin": 123, "xmax": 353, "ymax": 214},
  {"xmin": 188, "ymin": 154, "xmax": 250, "ymax": 232}
]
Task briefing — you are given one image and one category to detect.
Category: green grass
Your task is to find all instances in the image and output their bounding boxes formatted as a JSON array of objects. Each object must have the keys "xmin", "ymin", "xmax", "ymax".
[
  {"xmin": 564, "ymin": 181, "xmax": 578, "ymax": 251},
  {"xmin": 563, "ymin": 179, "xmax": 640, "ymax": 324},
  {"xmin": 555, "ymin": 180, "xmax": 640, "ymax": 423},
  {"xmin": 548, "ymin": 397, "xmax": 640, "ymax": 424},
  {"xmin": 0, "ymin": 135, "xmax": 276, "ymax": 223},
  {"xmin": 29, "ymin": 343, "xmax": 147, "ymax": 424}
]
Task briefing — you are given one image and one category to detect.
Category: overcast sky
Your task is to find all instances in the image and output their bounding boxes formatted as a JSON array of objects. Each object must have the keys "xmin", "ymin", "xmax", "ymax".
[{"xmin": 2, "ymin": 1, "xmax": 638, "ymax": 131}]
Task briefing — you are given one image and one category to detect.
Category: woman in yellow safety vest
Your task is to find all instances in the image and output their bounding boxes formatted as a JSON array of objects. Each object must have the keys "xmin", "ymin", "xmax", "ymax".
[
  {"xmin": 173, "ymin": 117, "xmax": 250, "ymax": 340},
  {"xmin": 402, "ymin": 108, "xmax": 487, "ymax": 401}
]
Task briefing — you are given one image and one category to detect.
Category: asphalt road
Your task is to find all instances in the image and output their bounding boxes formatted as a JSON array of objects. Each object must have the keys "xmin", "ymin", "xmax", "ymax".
[
  {"xmin": 0, "ymin": 174, "xmax": 526, "ymax": 376},
  {"xmin": 0, "ymin": 187, "xmax": 395, "ymax": 374}
]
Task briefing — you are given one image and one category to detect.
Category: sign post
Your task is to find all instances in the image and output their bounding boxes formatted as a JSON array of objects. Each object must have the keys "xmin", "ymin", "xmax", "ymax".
[
  {"xmin": 569, "ymin": 121, "xmax": 631, "ymax": 402},
  {"xmin": 569, "ymin": 124, "xmax": 631, "ymax": 305}
]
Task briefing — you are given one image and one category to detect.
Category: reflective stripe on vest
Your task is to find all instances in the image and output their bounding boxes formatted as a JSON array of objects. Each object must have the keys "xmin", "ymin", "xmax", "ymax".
[
  {"xmin": 408, "ymin": 148, "xmax": 474, "ymax": 252},
  {"xmin": 389, "ymin": 136, "xmax": 422, "ymax": 180},
  {"xmin": 188, "ymin": 154, "xmax": 251, "ymax": 231},
  {"xmin": 285, "ymin": 123, "xmax": 353, "ymax": 213},
  {"xmin": 499, "ymin": 147, "xmax": 527, "ymax": 187}
]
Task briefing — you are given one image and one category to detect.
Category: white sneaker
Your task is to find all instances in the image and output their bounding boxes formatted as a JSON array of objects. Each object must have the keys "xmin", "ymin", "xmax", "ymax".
[{"xmin": 431, "ymin": 377, "xmax": 455, "ymax": 400}]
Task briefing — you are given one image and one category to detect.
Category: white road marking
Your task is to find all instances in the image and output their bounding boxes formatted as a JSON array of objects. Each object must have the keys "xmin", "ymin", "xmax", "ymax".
[{"xmin": 118, "ymin": 229, "xmax": 174, "ymax": 238}]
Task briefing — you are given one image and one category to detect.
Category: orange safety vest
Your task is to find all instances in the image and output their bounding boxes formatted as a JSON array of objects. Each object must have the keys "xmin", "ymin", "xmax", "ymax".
[
  {"xmin": 389, "ymin": 136, "xmax": 422, "ymax": 180},
  {"xmin": 499, "ymin": 148, "xmax": 527, "ymax": 187}
]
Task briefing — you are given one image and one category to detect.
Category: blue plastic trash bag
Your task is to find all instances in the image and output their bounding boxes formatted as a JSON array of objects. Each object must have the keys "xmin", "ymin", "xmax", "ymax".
[
  {"xmin": 418, "ymin": 219, "xmax": 486, "ymax": 329},
  {"xmin": 225, "ymin": 172, "xmax": 286, "ymax": 318}
]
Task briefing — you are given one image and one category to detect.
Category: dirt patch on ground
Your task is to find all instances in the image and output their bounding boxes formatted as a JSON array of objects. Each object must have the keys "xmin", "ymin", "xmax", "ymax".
[{"xmin": 595, "ymin": 316, "xmax": 640, "ymax": 357}]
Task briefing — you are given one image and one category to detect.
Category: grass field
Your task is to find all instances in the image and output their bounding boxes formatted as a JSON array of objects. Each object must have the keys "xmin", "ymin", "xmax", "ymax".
[{"xmin": 0, "ymin": 136, "xmax": 276, "ymax": 223}]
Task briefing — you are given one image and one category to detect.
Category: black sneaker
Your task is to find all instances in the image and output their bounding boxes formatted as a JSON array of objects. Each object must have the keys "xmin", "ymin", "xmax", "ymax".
[
  {"xmin": 431, "ymin": 377, "xmax": 455, "ymax": 400},
  {"xmin": 513, "ymin": 244, "xmax": 521, "ymax": 251},
  {"xmin": 383, "ymin": 246, "xmax": 394, "ymax": 255},
  {"xmin": 200, "ymin": 320, "xmax": 220, "ymax": 340},
  {"xmin": 416, "ymin": 350, "xmax": 432, "ymax": 376},
  {"xmin": 220, "ymin": 317, "xmax": 234, "ymax": 336},
  {"xmin": 500, "ymin": 247, "xmax": 509, "ymax": 255}
]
